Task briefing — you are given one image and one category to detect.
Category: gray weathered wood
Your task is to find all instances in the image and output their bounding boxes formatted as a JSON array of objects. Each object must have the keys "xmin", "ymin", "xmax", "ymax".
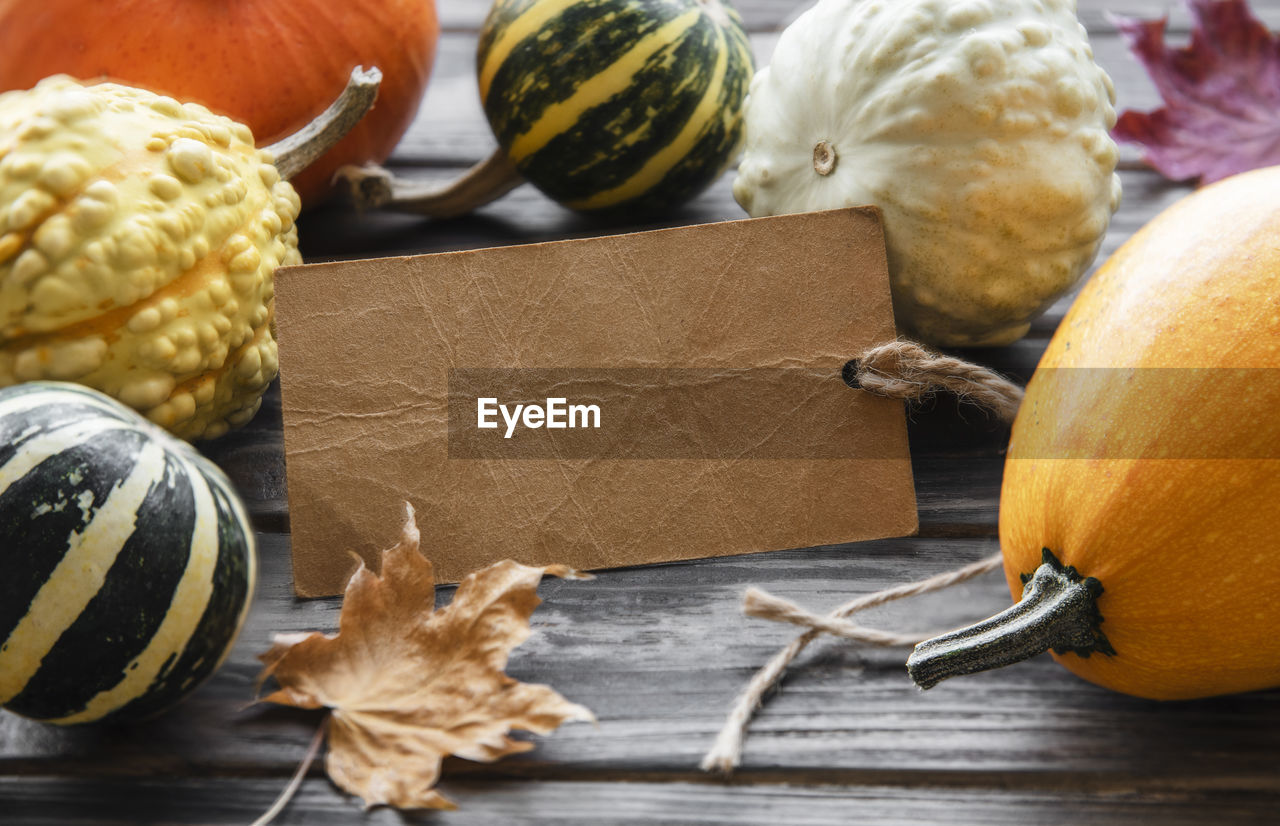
[
  {"xmin": 4, "ymin": 777, "xmax": 1279, "ymax": 826},
  {"xmin": 5, "ymin": 537, "xmax": 1280, "ymax": 789}
]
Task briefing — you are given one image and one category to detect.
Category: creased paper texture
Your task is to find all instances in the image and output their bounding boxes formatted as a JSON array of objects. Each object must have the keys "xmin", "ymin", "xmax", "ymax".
[{"xmin": 274, "ymin": 208, "xmax": 917, "ymax": 596}]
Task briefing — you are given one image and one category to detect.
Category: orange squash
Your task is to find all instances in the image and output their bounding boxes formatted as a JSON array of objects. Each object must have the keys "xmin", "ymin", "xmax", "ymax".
[
  {"xmin": 908, "ymin": 165, "xmax": 1280, "ymax": 700},
  {"xmin": 0, "ymin": 0, "xmax": 438, "ymax": 205}
]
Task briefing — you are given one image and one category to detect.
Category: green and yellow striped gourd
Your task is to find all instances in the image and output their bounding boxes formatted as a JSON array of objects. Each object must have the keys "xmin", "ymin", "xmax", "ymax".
[
  {"xmin": 477, "ymin": 0, "xmax": 755, "ymax": 213},
  {"xmin": 0, "ymin": 382, "xmax": 255, "ymax": 725}
]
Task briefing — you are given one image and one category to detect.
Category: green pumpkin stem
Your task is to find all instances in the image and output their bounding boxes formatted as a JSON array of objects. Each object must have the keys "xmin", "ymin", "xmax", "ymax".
[{"xmin": 906, "ymin": 549, "xmax": 1114, "ymax": 690}]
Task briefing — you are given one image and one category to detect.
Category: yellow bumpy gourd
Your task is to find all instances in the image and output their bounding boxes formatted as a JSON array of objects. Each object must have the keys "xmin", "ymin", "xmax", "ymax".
[{"xmin": 0, "ymin": 76, "xmax": 300, "ymax": 440}]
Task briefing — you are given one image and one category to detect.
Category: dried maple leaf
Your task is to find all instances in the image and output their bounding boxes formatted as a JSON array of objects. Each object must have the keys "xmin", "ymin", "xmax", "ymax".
[
  {"xmin": 256, "ymin": 504, "xmax": 594, "ymax": 810},
  {"xmin": 1111, "ymin": 0, "xmax": 1280, "ymax": 183}
]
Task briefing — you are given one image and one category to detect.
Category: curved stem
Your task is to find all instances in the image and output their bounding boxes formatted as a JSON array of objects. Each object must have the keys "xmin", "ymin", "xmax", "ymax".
[
  {"xmin": 265, "ymin": 67, "xmax": 382, "ymax": 181},
  {"xmin": 906, "ymin": 548, "xmax": 1114, "ymax": 690},
  {"xmin": 335, "ymin": 149, "xmax": 525, "ymax": 218}
]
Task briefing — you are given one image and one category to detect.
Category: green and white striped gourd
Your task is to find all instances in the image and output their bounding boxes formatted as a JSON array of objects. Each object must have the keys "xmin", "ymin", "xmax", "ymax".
[
  {"xmin": 477, "ymin": 0, "xmax": 755, "ymax": 212},
  {"xmin": 0, "ymin": 382, "xmax": 255, "ymax": 725}
]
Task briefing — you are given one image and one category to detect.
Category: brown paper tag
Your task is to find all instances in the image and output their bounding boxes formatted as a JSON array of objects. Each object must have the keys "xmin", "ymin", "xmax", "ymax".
[{"xmin": 275, "ymin": 208, "xmax": 917, "ymax": 596}]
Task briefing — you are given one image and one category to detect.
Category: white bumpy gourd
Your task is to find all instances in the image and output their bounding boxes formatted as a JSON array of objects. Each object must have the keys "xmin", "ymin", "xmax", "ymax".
[{"xmin": 734, "ymin": 0, "xmax": 1122, "ymax": 346}]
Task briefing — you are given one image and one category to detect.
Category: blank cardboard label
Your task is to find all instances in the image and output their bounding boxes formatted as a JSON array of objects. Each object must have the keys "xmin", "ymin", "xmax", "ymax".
[{"xmin": 275, "ymin": 208, "xmax": 917, "ymax": 596}]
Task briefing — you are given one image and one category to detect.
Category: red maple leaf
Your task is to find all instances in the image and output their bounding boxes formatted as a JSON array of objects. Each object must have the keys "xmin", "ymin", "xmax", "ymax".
[{"xmin": 1112, "ymin": 0, "xmax": 1280, "ymax": 184}]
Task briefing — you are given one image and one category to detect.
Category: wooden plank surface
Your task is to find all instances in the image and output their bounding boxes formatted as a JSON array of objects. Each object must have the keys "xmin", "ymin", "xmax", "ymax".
[
  {"xmin": 6, "ymin": 1, "xmax": 1280, "ymax": 823},
  {"xmin": 4, "ymin": 778, "xmax": 1279, "ymax": 826},
  {"xmin": 6, "ymin": 536, "xmax": 1280, "ymax": 785}
]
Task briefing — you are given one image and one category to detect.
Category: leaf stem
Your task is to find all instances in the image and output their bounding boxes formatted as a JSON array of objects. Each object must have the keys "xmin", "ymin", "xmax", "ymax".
[{"xmin": 251, "ymin": 714, "xmax": 329, "ymax": 826}]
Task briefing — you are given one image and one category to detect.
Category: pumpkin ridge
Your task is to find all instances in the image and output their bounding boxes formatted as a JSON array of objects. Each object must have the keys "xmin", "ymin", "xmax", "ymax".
[
  {"xmin": 0, "ymin": 382, "xmax": 257, "ymax": 723},
  {"xmin": 106, "ymin": 477, "xmax": 254, "ymax": 723},
  {"xmin": 564, "ymin": 19, "xmax": 731, "ymax": 210},
  {"xmin": 47, "ymin": 442, "xmax": 228, "ymax": 725},
  {"xmin": 568, "ymin": 16, "xmax": 753, "ymax": 211},
  {"xmin": 513, "ymin": 9, "xmax": 704, "ymax": 163},
  {"xmin": 0, "ymin": 435, "xmax": 166, "ymax": 705},
  {"xmin": 4, "ymin": 449, "xmax": 198, "ymax": 720},
  {"xmin": 0, "ymin": 426, "xmax": 149, "ymax": 659},
  {"xmin": 521, "ymin": 21, "xmax": 719, "ymax": 204},
  {"xmin": 479, "ymin": 0, "xmax": 576, "ymax": 100}
]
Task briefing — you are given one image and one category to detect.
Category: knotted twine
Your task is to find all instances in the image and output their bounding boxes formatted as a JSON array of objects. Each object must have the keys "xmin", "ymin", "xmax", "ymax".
[{"xmin": 700, "ymin": 339, "xmax": 1025, "ymax": 774}]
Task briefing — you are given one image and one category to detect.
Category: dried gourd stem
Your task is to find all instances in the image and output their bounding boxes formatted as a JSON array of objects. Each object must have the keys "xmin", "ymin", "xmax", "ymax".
[
  {"xmin": 701, "ymin": 340, "xmax": 1024, "ymax": 774},
  {"xmin": 813, "ymin": 140, "xmax": 838, "ymax": 176},
  {"xmin": 907, "ymin": 549, "xmax": 1114, "ymax": 690},
  {"xmin": 265, "ymin": 67, "xmax": 382, "ymax": 182},
  {"xmin": 336, "ymin": 149, "xmax": 525, "ymax": 218},
  {"xmin": 251, "ymin": 715, "xmax": 328, "ymax": 826}
]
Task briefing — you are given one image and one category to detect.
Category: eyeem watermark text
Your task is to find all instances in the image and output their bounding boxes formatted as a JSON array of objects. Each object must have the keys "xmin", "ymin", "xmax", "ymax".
[{"xmin": 477, "ymin": 397, "xmax": 602, "ymax": 439}]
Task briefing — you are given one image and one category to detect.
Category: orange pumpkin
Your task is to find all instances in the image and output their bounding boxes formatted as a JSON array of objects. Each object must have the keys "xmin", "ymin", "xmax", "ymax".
[
  {"xmin": 0, "ymin": 0, "xmax": 438, "ymax": 204},
  {"xmin": 908, "ymin": 165, "xmax": 1280, "ymax": 700}
]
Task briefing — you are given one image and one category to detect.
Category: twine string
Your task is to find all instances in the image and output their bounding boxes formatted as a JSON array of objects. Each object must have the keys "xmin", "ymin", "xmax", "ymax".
[
  {"xmin": 700, "ymin": 340, "xmax": 1023, "ymax": 775},
  {"xmin": 847, "ymin": 339, "xmax": 1024, "ymax": 421},
  {"xmin": 743, "ymin": 588, "xmax": 936, "ymax": 645}
]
